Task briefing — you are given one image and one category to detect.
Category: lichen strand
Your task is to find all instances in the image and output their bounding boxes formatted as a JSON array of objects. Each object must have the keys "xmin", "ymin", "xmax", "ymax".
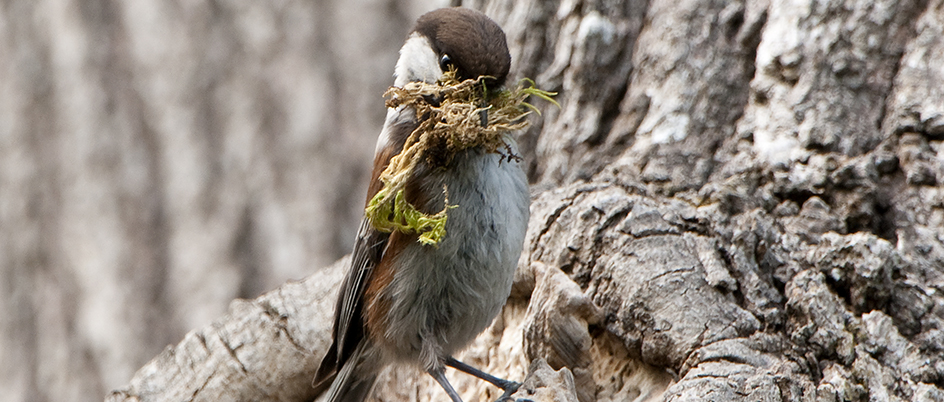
[{"xmin": 365, "ymin": 71, "xmax": 556, "ymax": 245}]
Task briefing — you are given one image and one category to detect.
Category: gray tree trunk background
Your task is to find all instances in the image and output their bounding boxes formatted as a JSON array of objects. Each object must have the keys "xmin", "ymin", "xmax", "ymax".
[{"xmin": 2, "ymin": 0, "xmax": 943, "ymax": 401}]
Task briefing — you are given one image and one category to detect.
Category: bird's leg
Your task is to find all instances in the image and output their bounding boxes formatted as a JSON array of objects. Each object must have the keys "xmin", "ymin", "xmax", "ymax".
[
  {"xmin": 427, "ymin": 365, "xmax": 465, "ymax": 402},
  {"xmin": 445, "ymin": 356, "xmax": 521, "ymax": 400}
]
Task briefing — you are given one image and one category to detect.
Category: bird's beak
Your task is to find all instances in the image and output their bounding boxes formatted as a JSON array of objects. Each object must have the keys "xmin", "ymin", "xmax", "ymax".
[
  {"xmin": 478, "ymin": 78, "xmax": 497, "ymax": 128},
  {"xmin": 423, "ymin": 93, "xmax": 444, "ymax": 108}
]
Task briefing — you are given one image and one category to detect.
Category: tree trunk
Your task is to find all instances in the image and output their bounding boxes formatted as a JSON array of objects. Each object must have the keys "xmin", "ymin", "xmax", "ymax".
[
  {"xmin": 5, "ymin": 0, "xmax": 944, "ymax": 401},
  {"xmin": 0, "ymin": 0, "xmax": 440, "ymax": 401}
]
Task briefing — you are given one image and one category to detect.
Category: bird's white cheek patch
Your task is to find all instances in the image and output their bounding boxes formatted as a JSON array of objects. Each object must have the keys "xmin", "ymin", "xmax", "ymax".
[
  {"xmin": 375, "ymin": 107, "xmax": 406, "ymax": 153},
  {"xmin": 394, "ymin": 33, "xmax": 442, "ymax": 87}
]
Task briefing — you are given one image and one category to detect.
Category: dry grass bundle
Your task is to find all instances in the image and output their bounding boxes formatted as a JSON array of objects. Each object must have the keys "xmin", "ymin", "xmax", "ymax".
[{"xmin": 365, "ymin": 71, "xmax": 557, "ymax": 245}]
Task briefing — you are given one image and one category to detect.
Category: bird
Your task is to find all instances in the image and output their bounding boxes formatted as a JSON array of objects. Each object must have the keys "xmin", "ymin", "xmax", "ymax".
[{"xmin": 312, "ymin": 7, "xmax": 530, "ymax": 402}]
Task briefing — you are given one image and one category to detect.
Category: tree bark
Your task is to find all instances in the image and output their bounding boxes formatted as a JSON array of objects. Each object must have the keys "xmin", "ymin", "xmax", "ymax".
[
  {"xmin": 0, "ymin": 0, "xmax": 441, "ymax": 401},
  {"xmin": 5, "ymin": 0, "xmax": 944, "ymax": 401}
]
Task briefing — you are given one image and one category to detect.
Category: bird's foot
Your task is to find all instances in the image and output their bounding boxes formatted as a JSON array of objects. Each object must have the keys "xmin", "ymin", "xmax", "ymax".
[{"xmin": 493, "ymin": 382, "xmax": 522, "ymax": 402}]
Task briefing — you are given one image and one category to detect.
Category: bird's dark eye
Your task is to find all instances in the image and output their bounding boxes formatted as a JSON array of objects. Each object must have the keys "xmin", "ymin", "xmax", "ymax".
[{"xmin": 439, "ymin": 54, "xmax": 453, "ymax": 71}]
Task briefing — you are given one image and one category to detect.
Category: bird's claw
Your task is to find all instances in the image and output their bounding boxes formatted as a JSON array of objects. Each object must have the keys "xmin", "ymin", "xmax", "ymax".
[{"xmin": 493, "ymin": 381, "xmax": 522, "ymax": 402}]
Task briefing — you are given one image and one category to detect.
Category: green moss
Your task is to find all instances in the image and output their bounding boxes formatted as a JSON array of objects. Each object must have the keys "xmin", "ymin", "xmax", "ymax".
[{"xmin": 364, "ymin": 71, "xmax": 557, "ymax": 245}]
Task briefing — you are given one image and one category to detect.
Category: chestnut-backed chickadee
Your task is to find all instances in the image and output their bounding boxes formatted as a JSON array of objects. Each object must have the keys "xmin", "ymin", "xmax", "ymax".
[{"xmin": 313, "ymin": 7, "xmax": 530, "ymax": 402}]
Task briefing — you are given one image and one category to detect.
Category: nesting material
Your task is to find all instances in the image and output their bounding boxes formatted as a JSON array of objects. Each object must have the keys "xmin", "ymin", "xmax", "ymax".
[{"xmin": 365, "ymin": 71, "xmax": 557, "ymax": 245}]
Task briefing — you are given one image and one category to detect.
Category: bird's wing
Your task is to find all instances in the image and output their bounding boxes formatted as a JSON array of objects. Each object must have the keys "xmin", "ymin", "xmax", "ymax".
[
  {"xmin": 337, "ymin": 217, "xmax": 389, "ymax": 362},
  {"xmin": 314, "ymin": 217, "xmax": 389, "ymax": 386},
  {"xmin": 315, "ymin": 108, "xmax": 418, "ymax": 387}
]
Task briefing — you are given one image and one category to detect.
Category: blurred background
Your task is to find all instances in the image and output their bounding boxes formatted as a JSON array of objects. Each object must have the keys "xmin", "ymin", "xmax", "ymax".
[{"xmin": 0, "ymin": 0, "xmax": 454, "ymax": 400}]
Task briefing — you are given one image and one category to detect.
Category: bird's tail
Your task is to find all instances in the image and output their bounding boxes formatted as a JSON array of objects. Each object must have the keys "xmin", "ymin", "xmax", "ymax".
[{"xmin": 321, "ymin": 342, "xmax": 378, "ymax": 402}]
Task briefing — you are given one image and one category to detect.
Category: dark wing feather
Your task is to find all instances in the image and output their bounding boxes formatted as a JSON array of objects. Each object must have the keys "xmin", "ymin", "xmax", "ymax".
[
  {"xmin": 314, "ymin": 107, "xmax": 419, "ymax": 389},
  {"xmin": 335, "ymin": 219, "xmax": 389, "ymax": 363},
  {"xmin": 314, "ymin": 218, "xmax": 389, "ymax": 386}
]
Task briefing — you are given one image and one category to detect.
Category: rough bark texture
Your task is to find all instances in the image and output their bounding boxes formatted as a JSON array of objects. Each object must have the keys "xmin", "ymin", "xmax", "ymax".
[{"xmin": 4, "ymin": 0, "xmax": 944, "ymax": 401}]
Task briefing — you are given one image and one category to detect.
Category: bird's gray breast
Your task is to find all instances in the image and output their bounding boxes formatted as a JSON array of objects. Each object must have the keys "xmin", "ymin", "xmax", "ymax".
[{"xmin": 382, "ymin": 145, "xmax": 529, "ymax": 361}]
